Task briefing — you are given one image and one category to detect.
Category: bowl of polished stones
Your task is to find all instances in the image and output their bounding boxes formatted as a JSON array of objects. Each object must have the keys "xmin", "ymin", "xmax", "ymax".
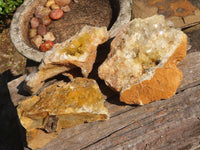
[{"xmin": 10, "ymin": 0, "xmax": 132, "ymax": 62}]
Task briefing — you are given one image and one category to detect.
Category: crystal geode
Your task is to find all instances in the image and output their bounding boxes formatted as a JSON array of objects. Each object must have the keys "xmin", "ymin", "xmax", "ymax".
[{"xmin": 98, "ymin": 15, "xmax": 187, "ymax": 105}]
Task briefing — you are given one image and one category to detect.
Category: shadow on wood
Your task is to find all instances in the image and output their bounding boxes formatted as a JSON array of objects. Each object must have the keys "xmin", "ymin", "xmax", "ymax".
[{"xmin": 0, "ymin": 70, "xmax": 27, "ymax": 150}]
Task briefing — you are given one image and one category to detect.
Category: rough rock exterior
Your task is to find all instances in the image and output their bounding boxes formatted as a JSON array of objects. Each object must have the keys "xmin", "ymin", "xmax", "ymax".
[
  {"xmin": 17, "ymin": 78, "xmax": 109, "ymax": 149},
  {"xmin": 24, "ymin": 25, "xmax": 109, "ymax": 94},
  {"xmin": 132, "ymin": 0, "xmax": 200, "ymax": 32},
  {"xmin": 98, "ymin": 15, "xmax": 187, "ymax": 105}
]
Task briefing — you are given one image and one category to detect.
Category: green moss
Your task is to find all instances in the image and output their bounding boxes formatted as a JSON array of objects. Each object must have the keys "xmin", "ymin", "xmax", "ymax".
[{"xmin": 0, "ymin": 0, "xmax": 23, "ymax": 15}]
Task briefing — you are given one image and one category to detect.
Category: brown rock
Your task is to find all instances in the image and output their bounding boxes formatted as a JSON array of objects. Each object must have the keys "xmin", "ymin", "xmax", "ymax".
[
  {"xmin": 50, "ymin": 4, "xmax": 60, "ymax": 10},
  {"xmin": 98, "ymin": 15, "xmax": 187, "ymax": 105},
  {"xmin": 37, "ymin": 24, "xmax": 47, "ymax": 36},
  {"xmin": 43, "ymin": 32, "xmax": 56, "ymax": 41},
  {"xmin": 29, "ymin": 28, "xmax": 37, "ymax": 39},
  {"xmin": 34, "ymin": 5, "xmax": 51, "ymax": 19},
  {"xmin": 45, "ymin": 0, "xmax": 55, "ymax": 7},
  {"xmin": 31, "ymin": 35, "xmax": 43, "ymax": 48},
  {"xmin": 30, "ymin": 17, "xmax": 39, "ymax": 28},
  {"xmin": 55, "ymin": 0, "xmax": 71, "ymax": 6},
  {"xmin": 40, "ymin": 41, "xmax": 55, "ymax": 52},
  {"xmin": 17, "ymin": 78, "xmax": 109, "ymax": 149},
  {"xmin": 41, "ymin": 16, "xmax": 52, "ymax": 26},
  {"xmin": 61, "ymin": 5, "xmax": 70, "ymax": 12},
  {"xmin": 49, "ymin": 9, "xmax": 64, "ymax": 20},
  {"xmin": 132, "ymin": 0, "xmax": 200, "ymax": 30},
  {"xmin": 24, "ymin": 25, "xmax": 109, "ymax": 94}
]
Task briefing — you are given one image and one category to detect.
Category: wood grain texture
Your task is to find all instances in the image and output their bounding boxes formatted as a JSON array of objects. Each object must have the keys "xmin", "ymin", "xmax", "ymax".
[
  {"xmin": 7, "ymin": 51, "xmax": 200, "ymax": 150},
  {"xmin": 8, "ymin": 75, "xmax": 27, "ymax": 106},
  {"xmin": 36, "ymin": 84, "xmax": 199, "ymax": 150},
  {"xmin": 177, "ymin": 51, "xmax": 200, "ymax": 91},
  {"xmin": 82, "ymin": 85, "xmax": 200, "ymax": 150}
]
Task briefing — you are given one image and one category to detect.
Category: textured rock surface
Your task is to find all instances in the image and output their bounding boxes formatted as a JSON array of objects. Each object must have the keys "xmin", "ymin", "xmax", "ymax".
[
  {"xmin": 120, "ymin": 40, "xmax": 186, "ymax": 105},
  {"xmin": 17, "ymin": 78, "xmax": 109, "ymax": 150},
  {"xmin": 24, "ymin": 26, "xmax": 109, "ymax": 94},
  {"xmin": 132, "ymin": 0, "xmax": 200, "ymax": 31},
  {"xmin": 99, "ymin": 15, "xmax": 187, "ymax": 105}
]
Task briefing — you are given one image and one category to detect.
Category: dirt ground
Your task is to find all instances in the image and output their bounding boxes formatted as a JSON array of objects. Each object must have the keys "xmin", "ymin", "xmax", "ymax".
[
  {"xmin": 0, "ymin": 29, "xmax": 26, "ymax": 79},
  {"xmin": 0, "ymin": 27, "xmax": 27, "ymax": 149}
]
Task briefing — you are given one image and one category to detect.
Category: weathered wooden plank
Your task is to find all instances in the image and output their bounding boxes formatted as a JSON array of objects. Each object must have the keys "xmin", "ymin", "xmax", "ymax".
[
  {"xmin": 8, "ymin": 75, "xmax": 26, "ymax": 106},
  {"xmin": 111, "ymin": 119, "xmax": 200, "ymax": 150},
  {"xmin": 39, "ymin": 84, "xmax": 200, "ymax": 150},
  {"xmin": 104, "ymin": 95, "xmax": 135, "ymax": 117},
  {"xmin": 177, "ymin": 51, "xmax": 200, "ymax": 92},
  {"xmin": 82, "ymin": 85, "xmax": 200, "ymax": 150},
  {"xmin": 7, "ymin": 51, "xmax": 200, "ymax": 150}
]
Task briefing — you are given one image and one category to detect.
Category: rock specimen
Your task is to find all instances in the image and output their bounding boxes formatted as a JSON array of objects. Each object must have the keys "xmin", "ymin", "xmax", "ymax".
[
  {"xmin": 131, "ymin": 0, "xmax": 200, "ymax": 32},
  {"xmin": 31, "ymin": 35, "xmax": 43, "ymax": 48},
  {"xmin": 24, "ymin": 25, "xmax": 109, "ymax": 94},
  {"xmin": 49, "ymin": 9, "xmax": 64, "ymax": 20},
  {"xmin": 28, "ymin": 0, "xmax": 73, "ymax": 51},
  {"xmin": 17, "ymin": 77, "xmax": 109, "ymax": 149},
  {"xmin": 39, "ymin": 41, "xmax": 55, "ymax": 52},
  {"xmin": 98, "ymin": 15, "xmax": 187, "ymax": 105}
]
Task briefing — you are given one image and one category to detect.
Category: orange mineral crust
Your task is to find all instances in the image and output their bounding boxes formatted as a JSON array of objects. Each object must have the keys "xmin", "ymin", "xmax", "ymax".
[
  {"xmin": 148, "ymin": 0, "xmax": 197, "ymax": 17},
  {"xmin": 17, "ymin": 78, "xmax": 109, "ymax": 149},
  {"xmin": 132, "ymin": 0, "xmax": 200, "ymax": 29},
  {"xmin": 121, "ymin": 34, "xmax": 187, "ymax": 105}
]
